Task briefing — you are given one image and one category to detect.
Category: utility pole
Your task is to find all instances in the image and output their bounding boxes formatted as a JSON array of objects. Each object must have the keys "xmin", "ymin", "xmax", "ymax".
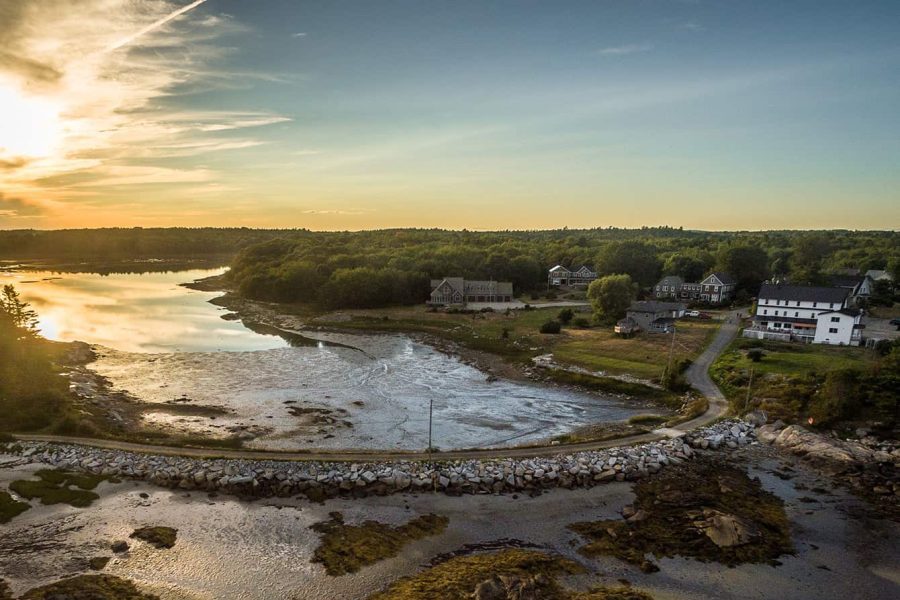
[
  {"xmin": 665, "ymin": 324, "xmax": 677, "ymax": 378},
  {"xmin": 745, "ymin": 366, "xmax": 754, "ymax": 412},
  {"xmin": 428, "ymin": 396, "xmax": 434, "ymax": 461}
]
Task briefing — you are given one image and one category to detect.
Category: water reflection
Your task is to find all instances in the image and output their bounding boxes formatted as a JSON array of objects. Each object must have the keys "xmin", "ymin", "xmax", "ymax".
[{"xmin": 1, "ymin": 268, "xmax": 288, "ymax": 353}]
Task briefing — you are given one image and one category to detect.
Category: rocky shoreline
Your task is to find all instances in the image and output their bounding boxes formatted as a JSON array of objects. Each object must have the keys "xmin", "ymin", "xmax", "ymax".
[{"xmin": 3, "ymin": 420, "xmax": 758, "ymax": 500}]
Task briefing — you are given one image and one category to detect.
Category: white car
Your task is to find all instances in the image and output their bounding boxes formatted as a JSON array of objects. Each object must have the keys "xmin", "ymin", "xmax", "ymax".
[{"xmin": 686, "ymin": 310, "xmax": 701, "ymax": 318}]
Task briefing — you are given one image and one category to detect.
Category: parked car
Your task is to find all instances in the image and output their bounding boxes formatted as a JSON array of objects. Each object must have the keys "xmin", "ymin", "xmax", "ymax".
[
  {"xmin": 890, "ymin": 318, "xmax": 900, "ymax": 330},
  {"xmin": 686, "ymin": 310, "xmax": 701, "ymax": 318}
]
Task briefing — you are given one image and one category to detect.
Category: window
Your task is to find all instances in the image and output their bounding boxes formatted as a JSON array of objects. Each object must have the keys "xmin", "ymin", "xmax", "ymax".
[
  {"xmin": 773, "ymin": 323, "xmax": 781, "ymax": 328},
  {"xmin": 831, "ymin": 316, "xmax": 840, "ymax": 322},
  {"xmin": 776, "ymin": 300, "xmax": 780, "ymax": 305},
  {"xmin": 774, "ymin": 310, "xmax": 779, "ymax": 316},
  {"xmin": 796, "ymin": 301, "xmax": 800, "ymax": 306},
  {"xmin": 763, "ymin": 309, "xmax": 768, "ymax": 315},
  {"xmin": 829, "ymin": 327, "xmax": 838, "ymax": 334},
  {"xmin": 830, "ymin": 303, "xmax": 835, "ymax": 309},
  {"xmin": 813, "ymin": 302, "xmax": 817, "ymax": 307},
  {"xmin": 795, "ymin": 312, "xmax": 799, "ymax": 317}
]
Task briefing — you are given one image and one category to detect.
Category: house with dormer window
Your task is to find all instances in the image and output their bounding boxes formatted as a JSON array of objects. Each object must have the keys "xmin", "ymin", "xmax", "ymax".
[
  {"xmin": 653, "ymin": 272, "xmax": 735, "ymax": 304},
  {"xmin": 548, "ymin": 265, "xmax": 598, "ymax": 287},
  {"xmin": 743, "ymin": 283, "xmax": 863, "ymax": 345}
]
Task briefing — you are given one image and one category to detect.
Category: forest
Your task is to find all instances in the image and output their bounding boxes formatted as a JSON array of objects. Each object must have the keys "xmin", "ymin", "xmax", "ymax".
[
  {"xmin": 224, "ymin": 228, "xmax": 899, "ymax": 309},
  {"xmin": 1, "ymin": 227, "xmax": 897, "ymax": 310}
]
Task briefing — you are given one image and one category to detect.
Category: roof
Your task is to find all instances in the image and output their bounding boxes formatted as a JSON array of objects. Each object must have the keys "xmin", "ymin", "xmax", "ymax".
[
  {"xmin": 703, "ymin": 272, "xmax": 736, "ymax": 285},
  {"xmin": 430, "ymin": 277, "xmax": 465, "ymax": 295},
  {"xmin": 628, "ymin": 300, "xmax": 686, "ymax": 313},
  {"xmin": 655, "ymin": 275, "xmax": 683, "ymax": 287},
  {"xmin": 828, "ymin": 275, "xmax": 865, "ymax": 289},
  {"xmin": 866, "ymin": 269, "xmax": 892, "ymax": 281},
  {"xmin": 548, "ymin": 265, "xmax": 570, "ymax": 273},
  {"xmin": 817, "ymin": 308, "xmax": 862, "ymax": 318},
  {"xmin": 758, "ymin": 283, "xmax": 849, "ymax": 304}
]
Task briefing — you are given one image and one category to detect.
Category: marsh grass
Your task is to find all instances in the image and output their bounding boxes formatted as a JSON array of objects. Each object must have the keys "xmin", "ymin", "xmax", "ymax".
[
  {"xmin": 368, "ymin": 548, "xmax": 654, "ymax": 599},
  {"xmin": 312, "ymin": 512, "xmax": 449, "ymax": 576},
  {"xmin": 0, "ymin": 491, "xmax": 30, "ymax": 523},
  {"xmin": 130, "ymin": 526, "xmax": 178, "ymax": 549},
  {"xmin": 8, "ymin": 469, "xmax": 114, "ymax": 508},
  {"xmin": 569, "ymin": 461, "xmax": 793, "ymax": 572},
  {"xmin": 19, "ymin": 575, "xmax": 159, "ymax": 600}
]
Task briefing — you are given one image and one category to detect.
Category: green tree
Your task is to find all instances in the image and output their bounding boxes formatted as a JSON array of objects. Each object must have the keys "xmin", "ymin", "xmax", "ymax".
[
  {"xmin": 557, "ymin": 308, "xmax": 574, "ymax": 324},
  {"xmin": 595, "ymin": 241, "xmax": 661, "ymax": 288},
  {"xmin": 587, "ymin": 274, "xmax": 637, "ymax": 324},
  {"xmin": 790, "ymin": 234, "xmax": 832, "ymax": 284},
  {"xmin": 715, "ymin": 245, "xmax": 770, "ymax": 293},
  {"xmin": 663, "ymin": 251, "xmax": 710, "ymax": 282},
  {"xmin": 1, "ymin": 285, "xmax": 38, "ymax": 338}
]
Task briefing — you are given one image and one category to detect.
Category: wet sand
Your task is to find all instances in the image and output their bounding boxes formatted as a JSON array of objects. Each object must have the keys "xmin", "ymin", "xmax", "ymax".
[{"xmin": 2, "ymin": 447, "xmax": 897, "ymax": 600}]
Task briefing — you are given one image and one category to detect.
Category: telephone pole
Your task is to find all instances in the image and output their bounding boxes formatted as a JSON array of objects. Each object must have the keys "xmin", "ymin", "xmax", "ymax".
[
  {"xmin": 745, "ymin": 366, "xmax": 754, "ymax": 412},
  {"xmin": 428, "ymin": 397, "xmax": 434, "ymax": 461},
  {"xmin": 665, "ymin": 324, "xmax": 677, "ymax": 378}
]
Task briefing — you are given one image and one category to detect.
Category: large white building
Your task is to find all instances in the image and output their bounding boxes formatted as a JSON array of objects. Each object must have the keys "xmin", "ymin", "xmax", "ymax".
[{"xmin": 744, "ymin": 283, "xmax": 864, "ymax": 346}]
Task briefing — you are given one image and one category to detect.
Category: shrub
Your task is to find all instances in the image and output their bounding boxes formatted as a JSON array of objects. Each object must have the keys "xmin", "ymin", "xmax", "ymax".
[
  {"xmin": 539, "ymin": 320, "xmax": 562, "ymax": 334},
  {"xmin": 557, "ymin": 308, "xmax": 574, "ymax": 324},
  {"xmin": 747, "ymin": 349, "xmax": 764, "ymax": 362},
  {"xmin": 573, "ymin": 317, "xmax": 591, "ymax": 328}
]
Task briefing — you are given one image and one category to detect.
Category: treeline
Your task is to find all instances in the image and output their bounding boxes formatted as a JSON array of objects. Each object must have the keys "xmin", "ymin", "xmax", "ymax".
[
  {"xmin": 0, "ymin": 286, "xmax": 70, "ymax": 432},
  {"xmin": 0, "ymin": 227, "xmax": 296, "ymax": 259},
  {"xmin": 225, "ymin": 229, "xmax": 899, "ymax": 309}
]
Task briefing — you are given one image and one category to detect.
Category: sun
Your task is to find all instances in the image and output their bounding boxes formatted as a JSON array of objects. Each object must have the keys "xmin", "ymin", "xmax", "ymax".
[{"xmin": 0, "ymin": 81, "xmax": 64, "ymax": 160}]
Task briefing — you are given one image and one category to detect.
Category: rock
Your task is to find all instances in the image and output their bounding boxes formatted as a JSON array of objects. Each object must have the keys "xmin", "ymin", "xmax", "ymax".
[
  {"xmin": 696, "ymin": 509, "xmax": 759, "ymax": 547},
  {"xmin": 110, "ymin": 541, "xmax": 129, "ymax": 553}
]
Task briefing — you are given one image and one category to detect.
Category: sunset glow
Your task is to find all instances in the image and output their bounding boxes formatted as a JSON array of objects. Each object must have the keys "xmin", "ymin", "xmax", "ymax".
[{"xmin": 0, "ymin": 1, "xmax": 898, "ymax": 230}]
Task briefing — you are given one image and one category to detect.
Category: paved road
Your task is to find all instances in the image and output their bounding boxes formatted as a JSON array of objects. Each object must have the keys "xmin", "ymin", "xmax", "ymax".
[{"xmin": 14, "ymin": 314, "xmax": 742, "ymax": 462}]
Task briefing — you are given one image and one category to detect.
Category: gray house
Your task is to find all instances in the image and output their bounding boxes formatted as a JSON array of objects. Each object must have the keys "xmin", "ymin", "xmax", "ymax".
[
  {"xmin": 625, "ymin": 301, "xmax": 686, "ymax": 333},
  {"xmin": 429, "ymin": 277, "xmax": 513, "ymax": 306}
]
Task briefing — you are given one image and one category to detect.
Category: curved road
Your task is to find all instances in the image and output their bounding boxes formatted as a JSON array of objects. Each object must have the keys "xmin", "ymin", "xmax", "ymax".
[{"xmin": 14, "ymin": 313, "xmax": 742, "ymax": 463}]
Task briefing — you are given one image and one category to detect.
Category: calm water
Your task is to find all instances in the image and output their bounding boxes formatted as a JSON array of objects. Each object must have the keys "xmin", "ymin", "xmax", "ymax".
[
  {"xmin": 1, "ymin": 268, "xmax": 286, "ymax": 352},
  {"xmin": 2, "ymin": 267, "xmax": 649, "ymax": 450}
]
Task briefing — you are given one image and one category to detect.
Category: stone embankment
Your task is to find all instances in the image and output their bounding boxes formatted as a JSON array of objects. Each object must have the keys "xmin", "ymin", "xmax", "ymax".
[{"xmin": 3, "ymin": 420, "xmax": 758, "ymax": 499}]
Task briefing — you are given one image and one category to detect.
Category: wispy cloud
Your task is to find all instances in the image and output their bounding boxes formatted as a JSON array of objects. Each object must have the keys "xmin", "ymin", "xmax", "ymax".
[
  {"xmin": 292, "ymin": 32, "xmax": 307, "ymax": 38},
  {"xmin": 598, "ymin": 43, "xmax": 654, "ymax": 57},
  {"xmin": 0, "ymin": 1, "xmax": 289, "ymax": 213}
]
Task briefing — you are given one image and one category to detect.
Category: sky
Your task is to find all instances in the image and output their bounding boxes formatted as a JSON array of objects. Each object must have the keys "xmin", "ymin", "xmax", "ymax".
[{"xmin": 0, "ymin": 0, "xmax": 898, "ymax": 231}]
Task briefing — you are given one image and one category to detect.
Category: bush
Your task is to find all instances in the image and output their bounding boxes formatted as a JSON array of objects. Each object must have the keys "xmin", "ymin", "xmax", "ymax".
[
  {"xmin": 573, "ymin": 317, "xmax": 591, "ymax": 328},
  {"xmin": 747, "ymin": 349, "xmax": 764, "ymax": 362},
  {"xmin": 557, "ymin": 308, "xmax": 574, "ymax": 324},
  {"xmin": 539, "ymin": 320, "xmax": 562, "ymax": 334},
  {"xmin": 545, "ymin": 291, "xmax": 558, "ymax": 300}
]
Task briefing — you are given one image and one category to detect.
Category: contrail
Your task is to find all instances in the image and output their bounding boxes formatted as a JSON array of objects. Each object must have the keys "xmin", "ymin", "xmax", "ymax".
[{"xmin": 106, "ymin": 0, "xmax": 210, "ymax": 52}]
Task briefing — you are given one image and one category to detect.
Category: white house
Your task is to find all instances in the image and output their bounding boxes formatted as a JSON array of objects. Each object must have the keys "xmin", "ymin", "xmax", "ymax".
[
  {"xmin": 744, "ymin": 283, "xmax": 863, "ymax": 345},
  {"xmin": 814, "ymin": 309, "xmax": 864, "ymax": 345}
]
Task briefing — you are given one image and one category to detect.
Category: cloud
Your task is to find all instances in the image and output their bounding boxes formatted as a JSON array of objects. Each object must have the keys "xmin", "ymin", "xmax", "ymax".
[
  {"xmin": 0, "ymin": 0, "xmax": 289, "ymax": 208},
  {"xmin": 292, "ymin": 32, "xmax": 307, "ymax": 38},
  {"xmin": 598, "ymin": 44, "xmax": 654, "ymax": 56},
  {"xmin": 0, "ymin": 193, "xmax": 44, "ymax": 218},
  {"xmin": 106, "ymin": 0, "xmax": 210, "ymax": 52}
]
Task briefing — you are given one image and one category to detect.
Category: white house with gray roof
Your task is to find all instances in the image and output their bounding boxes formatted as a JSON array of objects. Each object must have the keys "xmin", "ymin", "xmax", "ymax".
[{"xmin": 744, "ymin": 283, "xmax": 863, "ymax": 345}]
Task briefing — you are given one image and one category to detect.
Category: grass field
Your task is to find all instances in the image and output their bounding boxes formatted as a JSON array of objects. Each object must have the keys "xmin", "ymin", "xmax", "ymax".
[{"xmin": 709, "ymin": 337, "xmax": 878, "ymax": 420}]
